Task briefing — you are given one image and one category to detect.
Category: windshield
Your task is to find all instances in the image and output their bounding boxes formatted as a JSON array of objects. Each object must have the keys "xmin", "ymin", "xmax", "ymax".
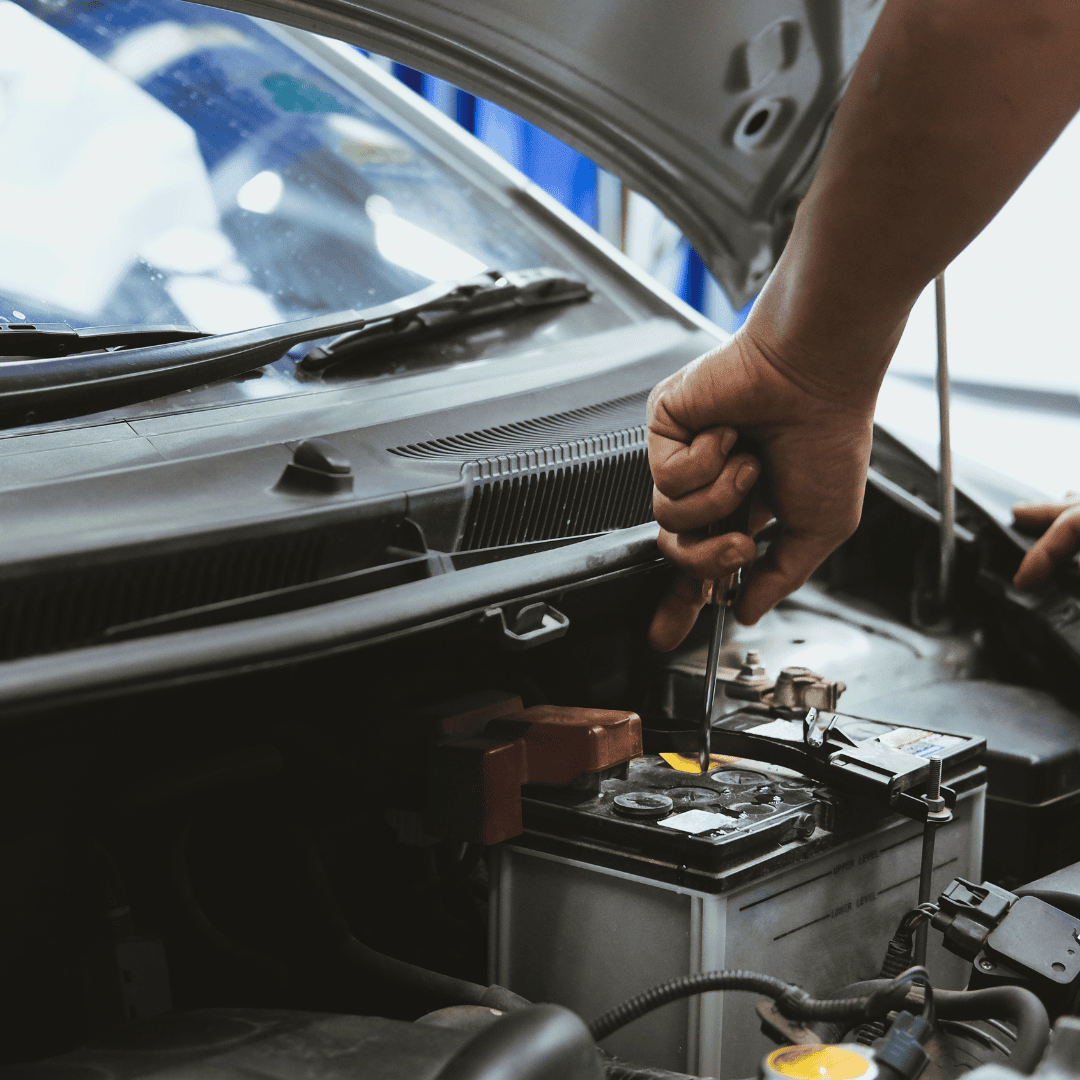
[{"xmin": 0, "ymin": 0, "xmax": 608, "ymax": 337}]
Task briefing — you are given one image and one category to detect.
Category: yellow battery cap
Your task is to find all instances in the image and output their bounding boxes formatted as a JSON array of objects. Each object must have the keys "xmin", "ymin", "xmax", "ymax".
[{"xmin": 762, "ymin": 1044, "xmax": 878, "ymax": 1080}]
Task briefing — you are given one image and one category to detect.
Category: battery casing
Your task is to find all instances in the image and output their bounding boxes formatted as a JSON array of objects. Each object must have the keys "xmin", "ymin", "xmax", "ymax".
[{"xmin": 490, "ymin": 727, "xmax": 985, "ymax": 1079}]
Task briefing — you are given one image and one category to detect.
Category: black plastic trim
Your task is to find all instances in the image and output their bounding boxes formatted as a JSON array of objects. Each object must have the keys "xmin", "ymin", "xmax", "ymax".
[{"xmin": 0, "ymin": 523, "xmax": 662, "ymax": 718}]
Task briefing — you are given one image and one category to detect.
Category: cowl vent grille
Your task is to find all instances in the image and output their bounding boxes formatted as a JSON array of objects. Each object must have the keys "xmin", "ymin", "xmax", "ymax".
[
  {"xmin": 389, "ymin": 389, "xmax": 650, "ymax": 460},
  {"xmin": 0, "ymin": 532, "xmax": 327, "ymax": 662},
  {"xmin": 392, "ymin": 390, "xmax": 656, "ymax": 551},
  {"xmin": 461, "ymin": 451, "xmax": 653, "ymax": 549}
]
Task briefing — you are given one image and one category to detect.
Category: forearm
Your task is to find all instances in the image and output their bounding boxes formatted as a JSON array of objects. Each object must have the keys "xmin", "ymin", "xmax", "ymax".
[{"xmin": 750, "ymin": 0, "xmax": 1080, "ymax": 403}]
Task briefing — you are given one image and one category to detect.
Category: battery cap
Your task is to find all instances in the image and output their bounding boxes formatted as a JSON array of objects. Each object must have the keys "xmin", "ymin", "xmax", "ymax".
[
  {"xmin": 613, "ymin": 792, "xmax": 674, "ymax": 819},
  {"xmin": 762, "ymin": 1044, "xmax": 878, "ymax": 1080}
]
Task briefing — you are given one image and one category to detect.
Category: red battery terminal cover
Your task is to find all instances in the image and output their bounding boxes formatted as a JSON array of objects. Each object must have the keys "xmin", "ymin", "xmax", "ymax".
[
  {"xmin": 489, "ymin": 704, "xmax": 643, "ymax": 785},
  {"xmin": 423, "ymin": 695, "xmax": 642, "ymax": 846}
]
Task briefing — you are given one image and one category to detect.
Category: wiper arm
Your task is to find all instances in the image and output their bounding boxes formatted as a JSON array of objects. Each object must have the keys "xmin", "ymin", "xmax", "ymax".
[
  {"xmin": 0, "ymin": 269, "xmax": 588, "ymax": 429},
  {"xmin": 297, "ymin": 267, "xmax": 590, "ymax": 374},
  {"xmin": 0, "ymin": 323, "xmax": 208, "ymax": 357}
]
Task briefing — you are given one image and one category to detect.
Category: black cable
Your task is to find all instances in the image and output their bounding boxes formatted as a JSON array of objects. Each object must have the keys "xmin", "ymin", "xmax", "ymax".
[
  {"xmin": 857, "ymin": 907, "xmax": 937, "ymax": 1045},
  {"xmin": 287, "ymin": 825, "xmax": 527, "ymax": 1011},
  {"xmin": 895, "ymin": 964, "xmax": 934, "ymax": 1024},
  {"xmin": 587, "ymin": 969, "xmax": 912, "ymax": 1043}
]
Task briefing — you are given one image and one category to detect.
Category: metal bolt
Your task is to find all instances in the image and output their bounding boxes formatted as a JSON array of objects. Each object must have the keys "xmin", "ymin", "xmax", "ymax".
[
  {"xmin": 927, "ymin": 757, "xmax": 942, "ymax": 801},
  {"xmin": 738, "ymin": 652, "xmax": 766, "ymax": 677},
  {"xmin": 916, "ymin": 756, "xmax": 949, "ymax": 966},
  {"xmin": 924, "ymin": 757, "xmax": 951, "ymax": 821},
  {"xmin": 734, "ymin": 651, "xmax": 770, "ymax": 688},
  {"xmin": 979, "ymin": 959, "xmax": 994, "ymax": 970}
]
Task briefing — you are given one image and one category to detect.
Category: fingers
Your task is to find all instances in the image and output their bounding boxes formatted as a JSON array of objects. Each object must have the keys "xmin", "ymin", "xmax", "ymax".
[
  {"xmin": 656, "ymin": 527, "xmax": 758, "ymax": 582},
  {"xmin": 1012, "ymin": 499, "xmax": 1080, "ymax": 527},
  {"xmin": 653, "ymin": 453, "xmax": 760, "ymax": 532},
  {"xmin": 648, "ymin": 573, "xmax": 710, "ymax": 652},
  {"xmin": 1013, "ymin": 504, "xmax": 1080, "ymax": 588},
  {"xmin": 650, "ymin": 425, "xmax": 738, "ymax": 499},
  {"xmin": 648, "ymin": 529, "xmax": 759, "ymax": 652}
]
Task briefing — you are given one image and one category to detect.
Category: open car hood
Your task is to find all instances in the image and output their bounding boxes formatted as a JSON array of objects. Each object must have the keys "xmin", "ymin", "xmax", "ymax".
[{"xmin": 200, "ymin": 0, "xmax": 883, "ymax": 308}]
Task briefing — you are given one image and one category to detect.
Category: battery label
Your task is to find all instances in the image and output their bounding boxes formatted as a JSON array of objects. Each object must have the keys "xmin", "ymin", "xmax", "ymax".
[
  {"xmin": 874, "ymin": 726, "xmax": 964, "ymax": 758},
  {"xmin": 657, "ymin": 809, "xmax": 735, "ymax": 834},
  {"xmin": 747, "ymin": 719, "xmax": 805, "ymax": 742}
]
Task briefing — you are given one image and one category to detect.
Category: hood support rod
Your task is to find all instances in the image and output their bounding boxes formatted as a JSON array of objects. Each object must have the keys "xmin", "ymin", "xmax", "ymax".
[{"xmin": 935, "ymin": 271, "xmax": 955, "ymax": 610}]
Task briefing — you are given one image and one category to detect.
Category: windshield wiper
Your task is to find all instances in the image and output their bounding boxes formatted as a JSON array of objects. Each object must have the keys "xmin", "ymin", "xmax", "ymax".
[
  {"xmin": 0, "ymin": 323, "xmax": 208, "ymax": 358},
  {"xmin": 0, "ymin": 269, "xmax": 589, "ymax": 429},
  {"xmin": 297, "ymin": 267, "xmax": 590, "ymax": 374}
]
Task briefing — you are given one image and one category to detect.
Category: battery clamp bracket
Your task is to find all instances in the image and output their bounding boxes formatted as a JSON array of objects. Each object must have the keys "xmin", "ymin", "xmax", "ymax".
[
  {"xmin": 708, "ymin": 713, "xmax": 966, "ymax": 822},
  {"xmin": 659, "ymin": 654, "xmax": 984, "ymax": 820}
]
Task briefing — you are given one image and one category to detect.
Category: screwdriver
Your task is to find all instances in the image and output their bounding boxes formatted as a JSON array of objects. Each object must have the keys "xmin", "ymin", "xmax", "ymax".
[{"xmin": 698, "ymin": 497, "xmax": 752, "ymax": 773}]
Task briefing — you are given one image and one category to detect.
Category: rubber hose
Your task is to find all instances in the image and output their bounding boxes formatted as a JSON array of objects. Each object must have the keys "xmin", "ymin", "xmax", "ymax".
[
  {"xmin": 588, "ymin": 971, "xmax": 909, "ymax": 1042},
  {"xmin": 810, "ymin": 979, "xmax": 1050, "ymax": 1075},
  {"xmin": 288, "ymin": 826, "xmax": 525, "ymax": 1010},
  {"xmin": 169, "ymin": 817, "xmax": 288, "ymax": 989},
  {"xmin": 935, "ymin": 987, "xmax": 1049, "ymax": 1074},
  {"xmin": 433, "ymin": 1004, "xmax": 603, "ymax": 1080}
]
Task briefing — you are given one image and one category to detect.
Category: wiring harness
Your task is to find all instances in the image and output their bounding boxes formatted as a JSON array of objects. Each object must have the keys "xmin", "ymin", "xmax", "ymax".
[{"xmin": 588, "ymin": 966, "xmax": 928, "ymax": 1043}]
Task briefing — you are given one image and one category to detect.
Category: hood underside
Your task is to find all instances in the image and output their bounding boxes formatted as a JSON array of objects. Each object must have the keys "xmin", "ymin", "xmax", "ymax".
[{"xmin": 196, "ymin": 0, "xmax": 884, "ymax": 307}]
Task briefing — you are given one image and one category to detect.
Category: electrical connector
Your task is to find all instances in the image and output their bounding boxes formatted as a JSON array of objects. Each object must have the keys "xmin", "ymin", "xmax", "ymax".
[{"xmin": 873, "ymin": 1011, "xmax": 932, "ymax": 1080}]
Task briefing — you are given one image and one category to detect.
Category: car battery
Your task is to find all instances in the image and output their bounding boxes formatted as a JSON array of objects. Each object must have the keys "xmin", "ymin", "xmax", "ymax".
[{"xmin": 489, "ymin": 710, "xmax": 986, "ymax": 1079}]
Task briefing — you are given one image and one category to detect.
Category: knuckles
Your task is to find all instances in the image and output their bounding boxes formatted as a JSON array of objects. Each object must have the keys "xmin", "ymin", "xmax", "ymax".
[{"xmin": 650, "ymin": 463, "xmax": 692, "ymax": 500}]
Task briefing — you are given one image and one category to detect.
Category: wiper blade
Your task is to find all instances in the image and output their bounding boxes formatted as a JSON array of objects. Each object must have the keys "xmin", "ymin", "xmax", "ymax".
[
  {"xmin": 0, "ymin": 323, "xmax": 208, "ymax": 358},
  {"xmin": 297, "ymin": 267, "xmax": 591, "ymax": 374},
  {"xmin": 0, "ymin": 269, "xmax": 588, "ymax": 429}
]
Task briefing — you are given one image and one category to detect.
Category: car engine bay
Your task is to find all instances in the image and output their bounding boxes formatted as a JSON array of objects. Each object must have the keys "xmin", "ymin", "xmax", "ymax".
[
  {"xmin": 3, "ymin": 4, "xmax": 1080, "ymax": 1076},
  {"xmin": 3, "ymin": 467, "xmax": 1080, "ymax": 1080}
]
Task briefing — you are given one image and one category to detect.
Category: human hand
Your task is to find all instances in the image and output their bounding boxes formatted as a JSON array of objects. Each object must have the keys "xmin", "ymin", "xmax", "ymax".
[
  {"xmin": 1012, "ymin": 494, "xmax": 1080, "ymax": 588},
  {"xmin": 646, "ymin": 326, "xmax": 876, "ymax": 651}
]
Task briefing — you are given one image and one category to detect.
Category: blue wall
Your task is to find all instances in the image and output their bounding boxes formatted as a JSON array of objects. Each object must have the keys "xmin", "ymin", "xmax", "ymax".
[{"xmin": 388, "ymin": 61, "xmax": 727, "ymax": 319}]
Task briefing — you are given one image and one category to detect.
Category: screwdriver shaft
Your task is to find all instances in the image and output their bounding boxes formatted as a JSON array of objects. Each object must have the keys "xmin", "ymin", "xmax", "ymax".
[
  {"xmin": 699, "ymin": 596, "xmax": 726, "ymax": 773},
  {"xmin": 699, "ymin": 568, "xmax": 739, "ymax": 773},
  {"xmin": 697, "ymin": 494, "xmax": 752, "ymax": 774}
]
